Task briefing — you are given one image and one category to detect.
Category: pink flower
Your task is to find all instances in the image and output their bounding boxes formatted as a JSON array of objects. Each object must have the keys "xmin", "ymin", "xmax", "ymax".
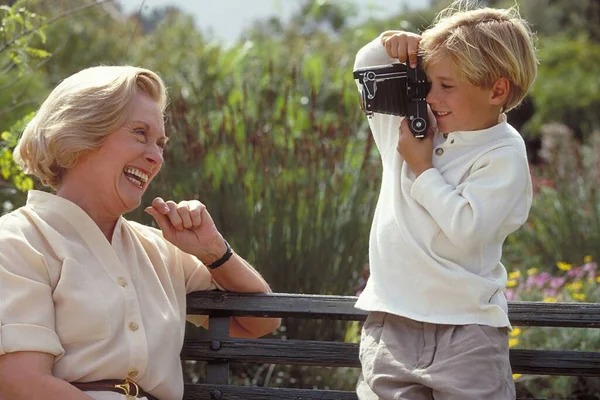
[
  {"xmin": 505, "ymin": 289, "xmax": 517, "ymax": 301},
  {"xmin": 550, "ymin": 276, "xmax": 566, "ymax": 289}
]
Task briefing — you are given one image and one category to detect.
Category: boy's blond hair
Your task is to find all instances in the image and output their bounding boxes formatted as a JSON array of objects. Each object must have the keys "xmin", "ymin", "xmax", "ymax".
[
  {"xmin": 419, "ymin": 0, "xmax": 538, "ymax": 111},
  {"xmin": 13, "ymin": 66, "xmax": 168, "ymax": 190}
]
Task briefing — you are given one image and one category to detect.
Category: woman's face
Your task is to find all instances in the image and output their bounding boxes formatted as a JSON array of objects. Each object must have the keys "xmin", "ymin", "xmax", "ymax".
[{"xmin": 68, "ymin": 91, "xmax": 167, "ymax": 213}]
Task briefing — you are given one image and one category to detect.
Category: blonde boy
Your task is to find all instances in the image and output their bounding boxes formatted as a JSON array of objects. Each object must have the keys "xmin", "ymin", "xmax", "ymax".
[{"xmin": 353, "ymin": 1, "xmax": 537, "ymax": 399}]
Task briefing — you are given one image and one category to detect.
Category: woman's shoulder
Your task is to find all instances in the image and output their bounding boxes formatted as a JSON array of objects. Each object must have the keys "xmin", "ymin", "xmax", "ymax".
[
  {"xmin": 122, "ymin": 218, "xmax": 175, "ymax": 252},
  {"xmin": 0, "ymin": 206, "xmax": 35, "ymax": 237}
]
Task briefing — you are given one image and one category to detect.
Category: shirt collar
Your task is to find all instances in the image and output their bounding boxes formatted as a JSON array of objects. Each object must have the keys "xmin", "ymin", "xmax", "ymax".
[{"xmin": 436, "ymin": 114, "xmax": 511, "ymax": 146}]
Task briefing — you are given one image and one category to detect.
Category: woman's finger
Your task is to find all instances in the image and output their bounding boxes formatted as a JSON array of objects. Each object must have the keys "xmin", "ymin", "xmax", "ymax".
[
  {"xmin": 177, "ymin": 201, "xmax": 193, "ymax": 230},
  {"xmin": 165, "ymin": 200, "xmax": 184, "ymax": 231},
  {"xmin": 189, "ymin": 201, "xmax": 205, "ymax": 229},
  {"xmin": 151, "ymin": 197, "xmax": 170, "ymax": 214}
]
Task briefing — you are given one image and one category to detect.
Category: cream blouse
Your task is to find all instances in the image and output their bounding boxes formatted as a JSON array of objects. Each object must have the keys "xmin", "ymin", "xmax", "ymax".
[{"xmin": 0, "ymin": 190, "xmax": 219, "ymax": 400}]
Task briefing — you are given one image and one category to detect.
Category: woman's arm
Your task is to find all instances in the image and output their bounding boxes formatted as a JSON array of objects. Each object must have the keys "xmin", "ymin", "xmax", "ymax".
[
  {"xmin": 0, "ymin": 352, "xmax": 94, "ymax": 400},
  {"xmin": 145, "ymin": 199, "xmax": 281, "ymax": 338},
  {"xmin": 204, "ymin": 247, "xmax": 281, "ymax": 337}
]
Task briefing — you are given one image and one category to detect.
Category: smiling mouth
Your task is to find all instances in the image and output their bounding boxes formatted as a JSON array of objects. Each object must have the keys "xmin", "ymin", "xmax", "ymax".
[
  {"xmin": 433, "ymin": 110, "xmax": 451, "ymax": 117},
  {"xmin": 123, "ymin": 167, "xmax": 149, "ymax": 189}
]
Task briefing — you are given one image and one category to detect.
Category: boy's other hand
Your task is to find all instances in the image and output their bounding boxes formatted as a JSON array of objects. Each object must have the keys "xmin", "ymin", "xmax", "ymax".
[
  {"xmin": 397, "ymin": 117, "xmax": 434, "ymax": 177},
  {"xmin": 381, "ymin": 31, "xmax": 422, "ymax": 68}
]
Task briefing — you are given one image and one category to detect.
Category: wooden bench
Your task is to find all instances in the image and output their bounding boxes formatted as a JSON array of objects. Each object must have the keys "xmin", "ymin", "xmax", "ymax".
[{"xmin": 181, "ymin": 292, "xmax": 600, "ymax": 400}]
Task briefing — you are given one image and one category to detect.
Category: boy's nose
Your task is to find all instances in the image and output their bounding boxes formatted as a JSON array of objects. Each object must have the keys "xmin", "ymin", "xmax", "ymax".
[{"xmin": 425, "ymin": 89, "xmax": 436, "ymax": 105}]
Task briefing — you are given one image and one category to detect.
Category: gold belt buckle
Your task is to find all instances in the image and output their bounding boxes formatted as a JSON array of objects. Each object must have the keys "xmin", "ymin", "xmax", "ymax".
[{"xmin": 114, "ymin": 378, "xmax": 140, "ymax": 399}]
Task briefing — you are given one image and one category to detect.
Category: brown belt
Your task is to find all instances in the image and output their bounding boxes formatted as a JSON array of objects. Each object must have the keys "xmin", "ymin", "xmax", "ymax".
[{"xmin": 71, "ymin": 379, "xmax": 159, "ymax": 400}]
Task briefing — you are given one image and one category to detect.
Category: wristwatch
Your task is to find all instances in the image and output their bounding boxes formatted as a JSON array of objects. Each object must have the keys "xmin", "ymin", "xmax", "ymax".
[{"xmin": 206, "ymin": 240, "xmax": 233, "ymax": 270}]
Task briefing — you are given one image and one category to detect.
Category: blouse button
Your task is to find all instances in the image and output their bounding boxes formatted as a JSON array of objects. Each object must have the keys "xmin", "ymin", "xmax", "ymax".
[
  {"xmin": 117, "ymin": 277, "xmax": 127, "ymax": 287},
  {"xmin": 435, "ymin": 148, "xmax": 444, "ymax": 156},
  {"xmin": 128, "ymin": 369, "xmax": 139, "ymax": 378},
  {"xmin": 129, "ymin": 322, "xmax": 139, "ymax": 332}
]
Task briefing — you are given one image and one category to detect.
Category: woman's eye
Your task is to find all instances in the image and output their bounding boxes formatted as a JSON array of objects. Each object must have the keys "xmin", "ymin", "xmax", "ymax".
[{"xmin": 441, "ymin": 84, "xmax": 453, "ymax": 89}]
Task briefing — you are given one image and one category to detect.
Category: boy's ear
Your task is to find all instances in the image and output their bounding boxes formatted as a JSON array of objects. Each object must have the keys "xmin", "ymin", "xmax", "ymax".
[{"xmin": 490, "ymin": 77, "xmax": 510, "ymax": 106}]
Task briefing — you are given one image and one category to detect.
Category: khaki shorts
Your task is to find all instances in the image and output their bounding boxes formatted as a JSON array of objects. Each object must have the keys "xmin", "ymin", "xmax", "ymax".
[{"xmin": 357, "ymin": 312, "xmax": 516, "ymax": 400}]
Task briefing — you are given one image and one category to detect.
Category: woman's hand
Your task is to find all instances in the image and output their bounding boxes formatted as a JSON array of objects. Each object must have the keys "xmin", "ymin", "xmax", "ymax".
[
  {"xmin": 145, "ymin": 197, "xmax": 226, "ymax": 264},
  {"xmin": 381, "ymin": 30, "xmax": 422, "ymax": 68}
]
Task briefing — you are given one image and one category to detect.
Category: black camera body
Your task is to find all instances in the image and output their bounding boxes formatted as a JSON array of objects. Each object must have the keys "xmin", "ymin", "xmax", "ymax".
[{"xmin": 353, "ymin": 59, "xmax": 431, "ymax": 138}]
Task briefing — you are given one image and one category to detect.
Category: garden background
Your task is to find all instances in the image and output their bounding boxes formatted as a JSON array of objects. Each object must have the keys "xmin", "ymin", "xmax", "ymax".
[{"xmin": 1, "ymin": 0, "xmax": 599, "ymax": 397}]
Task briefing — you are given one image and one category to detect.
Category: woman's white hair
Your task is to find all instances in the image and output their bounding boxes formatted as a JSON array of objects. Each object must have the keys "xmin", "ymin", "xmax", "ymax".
[{"xmin": 13, "ymin": 65, "xmax": 168, "ymax": 189}]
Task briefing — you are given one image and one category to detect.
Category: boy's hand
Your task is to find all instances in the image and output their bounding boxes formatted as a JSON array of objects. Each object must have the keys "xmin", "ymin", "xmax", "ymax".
[
  {"xmin": 381, "ymin": 31, "xmax": 422, "ymax": 68},
  {"xmin": 397, "ymin": 118, "xmax": 434, "ymax": 177}
]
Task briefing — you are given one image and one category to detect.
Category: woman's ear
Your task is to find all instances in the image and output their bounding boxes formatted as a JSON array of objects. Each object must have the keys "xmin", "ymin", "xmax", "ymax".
[{"xmin": 490, "ymin": 77, "xmax": 510, "ymax": 106}]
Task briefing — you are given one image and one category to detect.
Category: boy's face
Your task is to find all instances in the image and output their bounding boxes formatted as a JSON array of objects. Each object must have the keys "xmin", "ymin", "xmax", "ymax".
[{"xmin": 425, "ymin": 59, "xmax": 502, "ymax": 134}]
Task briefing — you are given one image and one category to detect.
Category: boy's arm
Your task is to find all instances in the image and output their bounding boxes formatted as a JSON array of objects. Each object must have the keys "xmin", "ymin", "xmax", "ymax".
[
  {"xmin": 354, "ymin": 32, "xmax": 411, "ymax": 161},
  {"xmin": 353, "ymin": 31, "xmax": 399, "ymax": 73},
  {"xmin": 410, "ymin": 146, "xmax": 532, "ymax": 250}
]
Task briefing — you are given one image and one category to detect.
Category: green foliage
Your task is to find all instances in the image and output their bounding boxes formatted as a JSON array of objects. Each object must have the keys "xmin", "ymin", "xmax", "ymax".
[
  {"xmin": 525, "ymin": 34, "xmax": 600, "ymax": 138},
  {"xmin": 505, "ymin": 126, "xmax": 600, "ymax": 270},
  {"xmin": 0, "ymin": 1, "xmax": 49, "ymax": 132},
  {"xmin": 0, "ymin": 115, "xmax": 34, "ymax": 192},
  {"xmin": 0, "ymin": 2, "xmax": 50, "ymax": 74}
]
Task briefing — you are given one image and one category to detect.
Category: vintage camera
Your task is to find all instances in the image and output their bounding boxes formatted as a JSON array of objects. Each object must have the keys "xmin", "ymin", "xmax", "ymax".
[{"xmin": 353, "ymin": 58, "xmax": 431, "ymax": 138}]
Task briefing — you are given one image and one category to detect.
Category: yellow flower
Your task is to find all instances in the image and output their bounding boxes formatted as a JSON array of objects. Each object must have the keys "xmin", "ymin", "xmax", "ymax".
[
  {"xmin": 508, "ymin": 270, "xmax": 521, "ymax": 280},
  {"xmin": 510, "ymin": 328, "xmax": 522, "ymax": 337},
  {"xmin": 509, "ymin": 338, "xmax": 519, "ymax": 348},
  {"xmin": 584, "ymin": 255, "xmax": 593, "ymax": 263},
  {"xmin": 543, "ymin": 297, "xmax": 558, "ymax": 303},
  {"xmin": 506, "ymin": 279, "xmax": 518, "ymax": 288},
  {"xmin": 566, "ymin": 282, "xmax": 583, "ymax": 292},
  {"xmin": 557, "ymin": 261, "xmax": 572, "ymax": 271},
  {"xmin": 597, "ymin": 276, "xmax": 600, "ymax": 284},
  {"xmin": 572, "ymin": 293, "xmax": 586, "ymax": 302},
  {"xmin": 527, "ymin": 267, "xmax": 539, "ymax": 276},
  {"xmin": 512, "ymin": 373, "xmax": 522, "ymax": 380}
]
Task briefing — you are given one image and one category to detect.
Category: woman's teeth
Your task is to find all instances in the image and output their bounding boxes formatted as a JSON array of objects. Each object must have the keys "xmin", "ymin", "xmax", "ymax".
[
  {"xmin": 434, "ymin": 111, "xmax": 451, "ymax": 116},
  {"xmin": 124, "ymin": 167, "xmax": 148, "ymax": 188}
]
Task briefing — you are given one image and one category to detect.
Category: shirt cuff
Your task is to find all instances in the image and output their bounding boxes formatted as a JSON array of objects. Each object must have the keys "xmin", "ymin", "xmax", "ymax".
[{"xmin": 0, "ymin": 323, "xmax": 65, "ymax": 361}]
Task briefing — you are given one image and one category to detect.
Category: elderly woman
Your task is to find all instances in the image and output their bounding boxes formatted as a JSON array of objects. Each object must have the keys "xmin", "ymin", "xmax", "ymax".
[{"xmin": 0, "ymin": 66, "xmax": 280, "ymax": 400}]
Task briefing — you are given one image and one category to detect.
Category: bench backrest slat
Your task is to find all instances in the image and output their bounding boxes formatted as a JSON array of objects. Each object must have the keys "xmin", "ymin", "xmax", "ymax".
[
  {"xmin": 187, "ymin": 292, "xmax": 600, "ymax": 328},
  {"xmin": 182, "ymin": 337, "xmax": 600, "ymax": 377}
]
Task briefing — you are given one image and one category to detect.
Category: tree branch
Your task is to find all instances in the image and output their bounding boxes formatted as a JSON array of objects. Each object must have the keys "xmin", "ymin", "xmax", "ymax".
[{"xmin": 0, "ymin": 0, "xmax": 114, "ymax": 55}]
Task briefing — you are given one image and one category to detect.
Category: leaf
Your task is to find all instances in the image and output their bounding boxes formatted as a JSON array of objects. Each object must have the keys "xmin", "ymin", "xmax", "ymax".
[{"xmin": 24, "ymin": 47, "xmax": 51, "ymax": 58}]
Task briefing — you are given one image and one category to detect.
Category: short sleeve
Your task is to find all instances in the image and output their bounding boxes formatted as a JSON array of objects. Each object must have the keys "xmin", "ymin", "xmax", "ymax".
[
  {"xmin": 0, "ymin": 215, "xmax": 64, "ymax": 359},
  {"xmin": 181, "ymin": 251, "xmax": 223, "ymax": 294}
]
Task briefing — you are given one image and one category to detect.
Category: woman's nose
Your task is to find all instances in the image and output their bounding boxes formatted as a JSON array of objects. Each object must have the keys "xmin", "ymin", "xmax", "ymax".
[{"xmin": 145, "ymin": 145, "xmax": 164, "ymax": 166}]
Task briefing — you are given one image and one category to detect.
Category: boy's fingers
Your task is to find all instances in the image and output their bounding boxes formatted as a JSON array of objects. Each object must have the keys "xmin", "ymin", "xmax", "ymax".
[
  {"xmin": 396, "ymin": 41, "xmax": 408, "ymax": 63},
  {"xmin": 407, "ymin": 38, "xmax": 420, "ymax": 67}
]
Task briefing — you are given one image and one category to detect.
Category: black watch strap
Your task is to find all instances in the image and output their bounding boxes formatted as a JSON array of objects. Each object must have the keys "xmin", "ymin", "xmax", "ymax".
[{"xmin": 206, "ymin": 240, "xmax": 233, "ymax": 270}]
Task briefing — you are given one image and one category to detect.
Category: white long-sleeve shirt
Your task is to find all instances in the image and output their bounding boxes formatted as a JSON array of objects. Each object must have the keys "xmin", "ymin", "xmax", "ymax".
[{"xmin": 353, "ymin": 35, "xmax": 533, "ymax": 328}]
